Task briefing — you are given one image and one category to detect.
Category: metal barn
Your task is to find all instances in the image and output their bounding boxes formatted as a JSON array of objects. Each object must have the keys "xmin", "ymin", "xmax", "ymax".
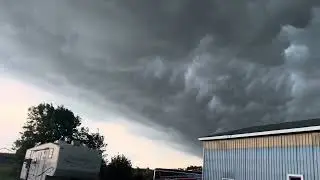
[{"xmin": 198, "ymin": 119, "xmax": 320, "ymax": 180}]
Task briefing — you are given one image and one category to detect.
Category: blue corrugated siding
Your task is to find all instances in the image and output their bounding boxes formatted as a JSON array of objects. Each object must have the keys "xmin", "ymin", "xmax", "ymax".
[{"xmin": 203, "ymin": 146, "xmax": 320, "ymax": 180}]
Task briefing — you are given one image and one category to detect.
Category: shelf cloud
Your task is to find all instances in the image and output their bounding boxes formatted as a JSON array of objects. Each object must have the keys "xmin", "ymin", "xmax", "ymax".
[{"xmin": 1, "ymin": 0, "xmax": 320, "ymax": 155}]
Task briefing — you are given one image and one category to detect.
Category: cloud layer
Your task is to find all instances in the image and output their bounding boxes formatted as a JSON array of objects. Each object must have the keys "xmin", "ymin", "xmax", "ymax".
[{"xmin": 1, "ymin": 0, "xmax": 320, "ymax": 155}]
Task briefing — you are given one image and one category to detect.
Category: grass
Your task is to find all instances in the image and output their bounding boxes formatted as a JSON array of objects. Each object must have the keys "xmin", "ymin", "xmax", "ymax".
[{"xmin": 0, "ymin": 164, "xmax": 17, "ymax": 180}]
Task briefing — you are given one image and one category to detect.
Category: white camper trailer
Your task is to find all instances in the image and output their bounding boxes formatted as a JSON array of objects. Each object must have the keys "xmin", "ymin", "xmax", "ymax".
[{"xmin": 20, "ymin": 140, "xmax": 102, "ymax": 180}]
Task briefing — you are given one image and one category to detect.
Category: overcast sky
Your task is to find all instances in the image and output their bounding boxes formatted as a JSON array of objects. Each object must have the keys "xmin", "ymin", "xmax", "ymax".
[{"xmin": 1, "ymin": 0, "xmax": 320, "ymax": 168}]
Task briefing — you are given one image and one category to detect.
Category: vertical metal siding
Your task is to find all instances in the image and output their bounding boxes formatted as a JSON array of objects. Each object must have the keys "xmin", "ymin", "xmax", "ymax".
[
  {"xmin": 203, "ymin": 132, "xmax": 320, "ymax": 180},
  {"xmin": 313, "ymin": 133, "xmax": 320, "ymax": 180},
  {"xmin": 202, "ymin": 144, "xmax": 207, "ymax": 180}
]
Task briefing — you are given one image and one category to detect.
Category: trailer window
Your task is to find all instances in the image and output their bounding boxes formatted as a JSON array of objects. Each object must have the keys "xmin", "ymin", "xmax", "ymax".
[
  {"xmin": 48, "ymin": 148, "xmax": 54, "ymax": 159},
  {"xmin": 287, "ymin": 174, "xmax": 303, "ymax": 180}
]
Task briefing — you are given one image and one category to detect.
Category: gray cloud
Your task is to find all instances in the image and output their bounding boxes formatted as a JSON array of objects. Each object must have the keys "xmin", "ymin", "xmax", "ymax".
[{"xmin": 1, "ymin": 0, "xmax": 320, "ymax": 156}]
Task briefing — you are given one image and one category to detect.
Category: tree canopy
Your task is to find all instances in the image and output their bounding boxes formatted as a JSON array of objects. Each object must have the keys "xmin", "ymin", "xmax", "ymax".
[
  {"xmin": 105, "ymin": 154, "xmax": 133, "ymax": 180},
  {"xmin": 132, "ymin": 167, "xmax": 153, "ymax": 180},
  {"xmin": 13, "ymin": 103, "xmax": 106, "ymax": 163},
  {"xmin": 100, "ymin": 154, "xmax": 155, "ymax": 180}
]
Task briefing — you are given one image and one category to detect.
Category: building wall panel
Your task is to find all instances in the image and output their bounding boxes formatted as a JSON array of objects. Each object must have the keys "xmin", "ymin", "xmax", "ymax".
[
  {"xmin": 202, "ymin": 132, "xmax": 320, "ymax": 180},
  {"xmin": 314, "ymin": 146, "xmax": 320, "ymax": 180}
]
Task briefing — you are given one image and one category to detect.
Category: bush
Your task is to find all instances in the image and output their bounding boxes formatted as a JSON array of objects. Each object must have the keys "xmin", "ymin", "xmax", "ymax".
[{"xmin": 100, "ymin": 154, "xmax": 133, "ymax": 180}]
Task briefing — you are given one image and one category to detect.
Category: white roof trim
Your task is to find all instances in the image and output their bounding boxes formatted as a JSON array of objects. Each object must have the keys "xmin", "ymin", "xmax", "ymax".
[{"xmin": 198, "ymin": 125, "xmax": 320, "ymax": 141}]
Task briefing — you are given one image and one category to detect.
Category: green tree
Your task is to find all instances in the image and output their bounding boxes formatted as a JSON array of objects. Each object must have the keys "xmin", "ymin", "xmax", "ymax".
[
  {"xmin": 132, "ymin": 167, "xmax": 144, "ymax": 180},
  {"xmin": 75, "ymin": 127, "xmax": 106, "ymax": 155},
  {"xmin": 132, "ymin": 167, "xmax": 153, "ymax": 180},
  {"xmin": 13, "ymin": 103, "xmax": 106, "ymax": 164},
  {"xmin": 104, "ymin": 154, "xmax": 133, "ymax": 180}
]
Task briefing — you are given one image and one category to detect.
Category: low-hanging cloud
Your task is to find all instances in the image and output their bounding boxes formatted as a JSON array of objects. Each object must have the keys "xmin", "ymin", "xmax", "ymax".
[{"xmin": 1, "ymin": 0, "xmax": 320, "ymax": 155}]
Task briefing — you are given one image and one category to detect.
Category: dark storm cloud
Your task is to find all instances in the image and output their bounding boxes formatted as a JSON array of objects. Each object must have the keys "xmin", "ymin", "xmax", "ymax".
[{"xmin": 0, "ymin": 0, "xmax": 320, "ymax": 155}]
